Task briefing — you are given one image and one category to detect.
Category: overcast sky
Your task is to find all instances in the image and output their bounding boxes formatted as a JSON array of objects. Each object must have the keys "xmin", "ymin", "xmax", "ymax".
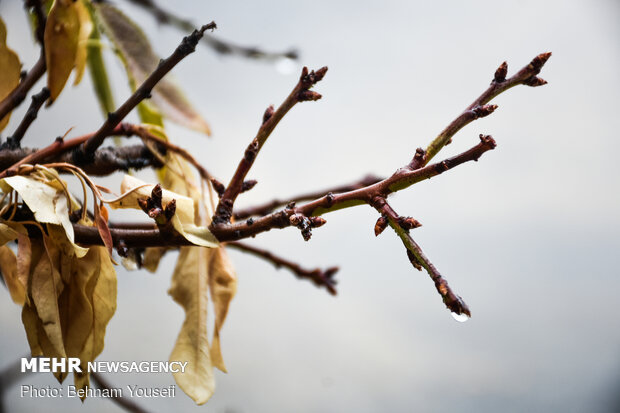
[{"xmin": 1, "ymin": 0, "xmax": 619, "ymax": 412}]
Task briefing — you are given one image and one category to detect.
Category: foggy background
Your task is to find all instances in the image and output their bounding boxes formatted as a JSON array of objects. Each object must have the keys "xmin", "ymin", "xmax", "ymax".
[{"xmin": 0, "ymin": 0, "xmax": 619, "ymax": 412}]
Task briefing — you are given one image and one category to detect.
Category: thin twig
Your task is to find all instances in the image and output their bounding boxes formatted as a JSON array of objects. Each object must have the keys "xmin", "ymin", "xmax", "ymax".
[
  {"xmin": 80, "ymin": 22, "xmax": 216, "ymax": 156},
  {"xmin": 0, "ymin": 55, "xmax": 46, "ymax": 124},
  {"xmin": 123, "ymin": 0, "xmax": 298, "ymax": 61},
  {"xmin": 419, "ymin": 52, "xmax": 551, "ymax": 167},
  {"xmin": 3, "ymin": 87, "xmax": 50, "ymax": 149},
  {"xmin": 227, "ymin": 241, "xmax": 338, "ymax": 295},
  {"xmin": 233, "ymin": 174, "xmax": 383, "ymax": 220},
  {"xmin": 371, "ymin": 197, "xmax": 471, "ymax": 318},
  {"xmin": 90, "ymin": 372, "xmax": 151, "ymax": 413},
  {"xmin": 213, "ymin": 66, "xmax": 328, "ymax": 224}
]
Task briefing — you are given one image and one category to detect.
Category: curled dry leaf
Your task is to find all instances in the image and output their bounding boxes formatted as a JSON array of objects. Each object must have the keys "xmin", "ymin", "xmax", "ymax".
[
  {"xmin": 2, "ymin": 175, "xmax": 88, "ymax": 257},
  {"xmin": 108, "ymin": 174, "xmax": 219, "ymax": 248},
  {"xmin": 45, "ymin": 0, "xmax": 80, "ymax": 102},
  {"xmin": 0, "ymin": 17, "xmax": 21, "ymax": 132},
  {"xmin": 95, "ymin": 3, "xmax": 211, "ymax": 134}
]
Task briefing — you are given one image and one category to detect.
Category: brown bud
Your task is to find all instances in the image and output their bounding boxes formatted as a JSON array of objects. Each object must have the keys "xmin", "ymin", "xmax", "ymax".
[
  {"xmin": 398, "ymin": 216, "xmax": 422, "ymax": 230},
  {"xmin": 523, "ymin": 76, "xmax": 547, "ymax": 87},
  {"xmin": 374, "ymin": 216, "xmax": 388, "ymax": 236},
  {"xmin": 241, "ymin": 180, "xmax": 258, "ymax": 193},
  {"xmin": 313, "ymin": 66, "xmax": 328, "ymax": 83},
  {"xmin": 210, "ymin": 178, "xmax": 225, "ymax": 197},
  {"xmin": 529, "ymin": 52, "xmax": 552, "ymax": 72},
  {"xmin": 150, "ymin": 184, "xmax": 162, "ymax": 204},
  {"xmin": 309, "ymin": 217, "xmax": 327, "ymax": 228},
  {"xmin": 298, "ymin": 90, "xmax": 322, "ymax": 101},
  {"xmin": 164, "ymin": 199, "xmax": 176, "ymax": 221},
  {"xmin": 262, "ymin": 105, "xmax": 275, "ymax": 124},
  {"xmin": 479, "ymin": 134, "xmax": 497, "ymax": 148},
  {"xmin": 137, "ymin": 198, "xmax": 149, "ymax": 213},
  {"xmin": 473, "ymin": 104, "xmax": 498, "ymax": 118},
  {"xmin": 494, "ymin": 61, "xmax": 508, "ymax": 83}
]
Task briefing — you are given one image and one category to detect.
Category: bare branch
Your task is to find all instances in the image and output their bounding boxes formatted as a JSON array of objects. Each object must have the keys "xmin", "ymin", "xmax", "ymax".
[
  {"xmin": 213, "ymin": 66, "xmax": 328, "ymax": 224},
  {"xmin": 227, "ymin": 241, "xmax": 338, "ymax": 295},
  {"xmin": 79, "ymin": 22, "xmax": 217, "ymax": 156},
  {"xmin": 3, "ymin": 87, "xmax": 50, "ymax": 149},
  {"xmin": 420, "ymin": 52, "xmax": 551, "ymax": 167},
  {"xmin": 0, "ymin": 144, "xmax": 160, "ymax": 175},
  {"xmin": 233, "ymin": 174, "xmax": 382, "ymax": 220},
  {"xmin": 371, "ymin": 197, "xmax": 471, "ymax": 319}
]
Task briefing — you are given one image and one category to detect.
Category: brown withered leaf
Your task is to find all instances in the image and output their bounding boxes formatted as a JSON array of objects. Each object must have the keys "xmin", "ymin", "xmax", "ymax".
[
  {"xmin": 45, "ymin": 0, "xmax": 80, "ymax": 101},
  {"xmin": 0, "ymin": 246, "xmax": 25, "ymax": 305},
  {"xmin": 95, "ymin": 3, "xmax": 211, "ymax": 134},
  {"xmin": 169, "ymin": 246, "xmax": 215, "ymax": 405},
  {"xmin": 208, "ymin": 247, "xmax": 237, "ymax": 373},
  {"xmin": 20, "ymin": 227, "xmax": 117, "ymax": 391},
  {"xmin": 29, "ymin": 237, "xmax": 67, "ymax": 365},
  {"xmin": 0, "ymin": 17, "xmax": 21, "ymax": 132}
]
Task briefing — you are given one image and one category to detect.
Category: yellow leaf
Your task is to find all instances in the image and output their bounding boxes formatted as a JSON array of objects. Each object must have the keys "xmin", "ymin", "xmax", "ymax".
[
  {"xmin": 45, "ymin": 0, "xmax": 80, "ymax": 101},
  {"xmin": 95, "ymin": 3, "xmax": 211, "ymax": 135},
  {"xmin": 108, "ymin": 175, "xmax": 219, "ymax": 248},
  {"xmin": 169, "ymin": 246, "xmax": 215, "ymax": 405},
  {"xmin": 0, "ymin": 17, "xmax": 21, "ymax": 132},
  {"xmin": 208, "ymin": 247, "xmax": 236, "ymax": 373},
  {"xmin": 0, "ymin": 245, "xmax": 26, "ymax": 305},
  {"xmin": 73, "ymin": 0, "xmax": 93, "ymax": 86}
]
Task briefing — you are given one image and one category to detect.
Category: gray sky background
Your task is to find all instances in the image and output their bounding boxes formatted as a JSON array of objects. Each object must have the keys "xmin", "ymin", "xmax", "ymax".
[{"xmin": 0, "ymin": 0, "xmax": 619, "ymax": 412}]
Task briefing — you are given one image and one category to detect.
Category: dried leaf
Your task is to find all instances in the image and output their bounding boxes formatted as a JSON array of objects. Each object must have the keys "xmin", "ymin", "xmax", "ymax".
[
  {"xmin": 169, "ymin": 246, "xmax": 215, "ymax": 405},
  {"xmin": 20, "ymin": 228, "xmax": 117, "ymax": 391},
  {"xmin": 0, "ymin": 17, "xmax": 6, "ymax": 44},
  {"xmin": 208, "ymin": 247, "xmax": 236, "ymax": 373},
  {"xmin": 2, "ymin": 175, "xmax": 88, "ymax": 257},
  {"xmin": 95, "ymin": 3, "xmax": 211, "ymax": 134},
  {"xmin": 0, "ymin": 245, "xmax": 25, "ymax": 305},
  {"xmin": 108, "ymin": 175, "xmax": 219, "ymax": 248},
  {"xmin": 0, "ymin": 17, "xmax": 21, "ymax": 132},
  {"xmin": 73, "ymin": 0, "xmax": 93, "ymax": 85},
  {"xmin": 30, "ymin": 236, "xmax": 67, "ymax": 363},
  {"xmin": 45, "ymin": 0, "xmax": 80, "ymax": 101}
]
